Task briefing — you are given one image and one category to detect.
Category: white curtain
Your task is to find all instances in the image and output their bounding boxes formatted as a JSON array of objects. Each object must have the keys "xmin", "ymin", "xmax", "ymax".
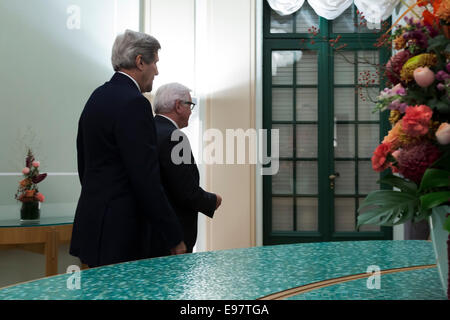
[
  {"xmin": 308, "ymin": 0, "xmax": 353, "ymax": 20},
  {"xmin": 354, "ymin": 0, "xmax": 400, "ymax": 26},
  {"xmin": 267, "ymin": 0, "xmax": 306, "ymax": 16},
  {"xmin": 267, "ymin": 0, "xmax": 400, "ymax": 27}
]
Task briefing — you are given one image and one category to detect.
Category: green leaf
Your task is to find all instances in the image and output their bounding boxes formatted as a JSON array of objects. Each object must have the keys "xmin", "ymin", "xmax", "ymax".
[
  {"xmin": 379, "ymin": 174, "xmax": 418, "ymax": 194},
  {"xmin": 436, "ymin": 101, "xmax": 450, "ymax": 114},
  {"xmin": 414, "ymin": 207, "xmax": 432, "ymax": 222},
  {"xmin": 420, "ymin": 191, "xmax": 450, "ymax": 211},
  {"xmin": 395, "ymin": 208, "xmax": 415, "ymax": 225},
  {"xmin": 444, "ymin": 216, "xmax": 450, "ymax": 233},
  {"xmin": 431, "ymin": 151, "xmax": 450, "ymax": 172},
  {"xmin": 418, "ymin": 168, "xmax": 450, "ymax": 192},
  {"xmin": 357, "ymin": 190, "xmax": 419, "ymax": 228},
  {"xmin": 427, "ymin": 35, "xmax": 447, "ymax": 52}
]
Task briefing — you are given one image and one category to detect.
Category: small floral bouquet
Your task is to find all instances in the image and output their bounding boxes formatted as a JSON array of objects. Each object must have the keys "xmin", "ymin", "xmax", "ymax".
[{"xmin": 15, "ymin": 149, "xmax": 47, "ymax": 203}]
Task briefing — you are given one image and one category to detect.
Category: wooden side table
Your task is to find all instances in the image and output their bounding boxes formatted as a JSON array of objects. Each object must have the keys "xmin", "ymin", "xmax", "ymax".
[
  {"xmin": 0, "ymin": 224, "xmax": 73, "ymax": 276},
  {"xmin": 0, "ymin": 203, "xmax": 76, "ymax": 277}
]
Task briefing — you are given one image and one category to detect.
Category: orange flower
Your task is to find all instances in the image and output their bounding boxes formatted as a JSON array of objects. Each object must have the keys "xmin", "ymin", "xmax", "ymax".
[
  {"xmin": 25, "ymin": 190, "xmax": 36, "ymax": 198},
  {"xmin": 383, "ymin": 121, "xmax": 403, "ymax": 151},
  {"xmin": 436, "ymin": 0, "xmax": 450, "ymax": 23},
  {"xmin": 402, "ymin": 105, "xmax": 433, "ymax": 137},
  {"xmin": 372, "ymin": 142, "xmax": 392, "ymax": 172},
  {"xmin": 19, "ymin": 179, "xmax": 31, "ymax": 188},
  {"xmin": 423, "ymin": 9, "xmax": 440, "ymax": 26},
  {"xmin": 394, "ymin": 36, "xmax": 406, "ymax": 50}
]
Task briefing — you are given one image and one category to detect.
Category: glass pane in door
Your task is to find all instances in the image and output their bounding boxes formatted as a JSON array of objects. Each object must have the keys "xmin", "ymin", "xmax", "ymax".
[
  {"xmin": 335, "ymin": 198, "xmax": 356, "ymax": 232},
  {"xmin": 272, "ymin": 161, "xmax": 293, "ymax": 194},
  {"xmin": 334, "ymin": 51, "xmax": 354, "ymax": 85},
  {"xmin": 272, "ymin": 124, "xmax": 293, "ymax": 157},
  {"xmin": 272, "ymin": 88, "xmax": 293, "ymax": 121},
  {"xmin": 296, "ymin": 88, "xmax": 317, "ymax": 121},
  {"xmin": 334, "ymin": 161, "xmax": 355, "ymax": 195},
  {"xmin": 296, "ymin": 124, "xmax": 317, "ymax": 158},
  {"xmin": 296, "ymin": 161, "xmax": 318, "ymax": 194},
  {"xmin": 296, "ymin": 51, "xmax": 318, "ymax": 85},
  {"xmin": 272, "ymin": 197, "xmax": 293, "ymax": 231},
  {"xmin": 334, "ymin": 88, "xmax": 355, "ymax": 121},
  {"xmin": 296, "ymin": 198, "xmax": 318, "ymax": 231}
]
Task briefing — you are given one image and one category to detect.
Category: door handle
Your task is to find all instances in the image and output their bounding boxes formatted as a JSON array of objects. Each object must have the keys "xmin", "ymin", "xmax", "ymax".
[{"xmin": 329, "ymin": 172, "xmax": 340, "ymax": 190}]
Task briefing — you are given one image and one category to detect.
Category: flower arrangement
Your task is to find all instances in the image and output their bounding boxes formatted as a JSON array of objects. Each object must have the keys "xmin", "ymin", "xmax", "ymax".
[
  {"xmin": 357, "ymin": 0, "xmax": 450, "ymax": 229},
  {"xmin": 15, "ymin": 149, "xmax": 47, "ymax": 203},
  {"xmin": 356, "ymin": 0, "xmax": 450, "ymax": 298}
]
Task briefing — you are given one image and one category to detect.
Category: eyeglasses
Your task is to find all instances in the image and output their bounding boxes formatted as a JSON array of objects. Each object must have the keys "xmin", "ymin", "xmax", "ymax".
[{"xmin": 182, "ymin": 101, "xmax": 196, "ymax": 111}]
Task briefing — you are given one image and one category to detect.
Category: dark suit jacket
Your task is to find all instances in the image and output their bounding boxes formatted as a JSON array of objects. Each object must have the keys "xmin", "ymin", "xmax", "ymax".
[
  {"xmin": 154, "ymin": 115, "xmax": 216, "ymax": 253},
  {"xmin": 70, "ymin": 73, "xmax": 183, "ymax": 267}
]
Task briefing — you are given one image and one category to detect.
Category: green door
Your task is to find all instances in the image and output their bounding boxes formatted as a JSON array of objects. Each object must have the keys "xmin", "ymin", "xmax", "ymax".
[{"xmin": 263, "ymin": 2, "xmax": 393, "ymax": 245}]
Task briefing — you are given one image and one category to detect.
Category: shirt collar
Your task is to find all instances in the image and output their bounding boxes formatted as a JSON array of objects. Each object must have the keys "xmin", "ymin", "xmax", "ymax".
[
  {"xmin": 156, "ymin": 114, "xmax": 179, "ymax": 129},
  {"xmin": 117, "ymin": 71, "xmax": 141, "ymax": 92}
]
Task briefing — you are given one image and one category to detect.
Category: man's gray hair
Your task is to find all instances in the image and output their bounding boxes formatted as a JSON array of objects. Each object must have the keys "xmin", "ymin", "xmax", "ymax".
[
  {"xmin": 111, "ymin": 29, "xmax": 160, "ymax": 71},
  {"xmin": 153, "ymin": 83, "xmax": 191, "ymax": 114}
]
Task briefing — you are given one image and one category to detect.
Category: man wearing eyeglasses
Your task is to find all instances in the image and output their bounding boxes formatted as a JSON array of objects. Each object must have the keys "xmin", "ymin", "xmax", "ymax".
[{"xmin": 153, "ymin": 82, "xmax": 222, "ymax": 253}]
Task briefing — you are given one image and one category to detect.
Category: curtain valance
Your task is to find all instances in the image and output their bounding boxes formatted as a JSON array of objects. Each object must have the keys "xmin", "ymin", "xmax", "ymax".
[{"xmin": 267, "ymin": 0, "xmax": 401, "ymax": 28}]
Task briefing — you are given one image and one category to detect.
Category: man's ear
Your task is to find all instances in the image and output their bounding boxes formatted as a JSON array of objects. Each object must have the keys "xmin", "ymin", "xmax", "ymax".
[
  {"xmin": 174, "ymin": 100, "xmax": 182, "ymax": 114},
  {"xmin": 135, "ymin": 55, "xmax": 144, "ymax": 71}
]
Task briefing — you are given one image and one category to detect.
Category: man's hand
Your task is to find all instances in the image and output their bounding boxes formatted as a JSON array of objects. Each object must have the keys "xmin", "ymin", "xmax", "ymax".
[
  {"xmin": 216, "ymin": 194, "xmax": 222, "ymax": 209},
  {"xmin": 170, "ymin": 241, "xmax": 186, "ymax": 255}
]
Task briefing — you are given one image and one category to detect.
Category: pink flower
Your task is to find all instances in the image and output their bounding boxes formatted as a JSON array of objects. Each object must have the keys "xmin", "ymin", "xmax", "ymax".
[
  {"xmin": 22, "ymin": 167, "xmax": 30, "ymax": 175},
  {"xmin": 391, "ymin": 83, "xmax": 406, "ymax": 95},
  {"xmin": 35, "ymin": 192, "xmax": 45, "ymax": 202},
  {"xmin": 413, "ymin": 67, "xmax": 435, "ymax": 88},
  {"xmin": 402, "ymin": 105, "xmax": 433, "ymax": 137},
  {"xmin": 32, "ymin": 161, "xmax": 40, "ymax": 168},
  {"xmin": 392, "ymin": 149, "xmax": 401, "ymax": 159},
  {"xmin": 436, "ymin": 122, "xmax": 450, "ymax": 145}
]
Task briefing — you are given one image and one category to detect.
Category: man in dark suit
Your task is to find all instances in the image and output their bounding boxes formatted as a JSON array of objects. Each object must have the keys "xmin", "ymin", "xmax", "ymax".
[
  {"xmin": 70, "ymin": 30, "xmax": 186, "ymax": 268},
  {"xmin": 153, "ymin": 82, "xmax": 222, "ymax": 253}
]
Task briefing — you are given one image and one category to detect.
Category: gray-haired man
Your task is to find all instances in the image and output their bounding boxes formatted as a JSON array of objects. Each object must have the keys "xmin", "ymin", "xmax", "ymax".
[
  {"xmin": 153, "ymin": 82, "xmax": 222, "ymax": 253},
  {"xmin": 71, "ymin": 30, "xmax": 186, "ymax": 267}
]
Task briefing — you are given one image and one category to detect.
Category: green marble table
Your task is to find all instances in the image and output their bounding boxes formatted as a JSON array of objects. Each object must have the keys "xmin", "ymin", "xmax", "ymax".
[
  {"xmin": 0, "ymin": 240, "xmax": 445, "ymax": 300},
  {"xmin": 287, "ymin": 267, "xmax": 446, "ymax": 300}
]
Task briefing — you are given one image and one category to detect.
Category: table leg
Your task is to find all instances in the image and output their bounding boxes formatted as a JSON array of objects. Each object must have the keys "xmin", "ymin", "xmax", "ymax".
[{"xmin": 45, "ymin": 228, "xmax": 58, "ymax": 276}]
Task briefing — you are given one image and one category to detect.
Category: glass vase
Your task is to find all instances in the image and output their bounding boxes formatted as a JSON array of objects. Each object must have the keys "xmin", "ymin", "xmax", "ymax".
[
  {"xmin": 20, "ymin": 201, "xmax": 40, "ymax": 221},
  {"xmin": 429, "ymin": 205, "xmax": 450, "ymax": 299}
]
